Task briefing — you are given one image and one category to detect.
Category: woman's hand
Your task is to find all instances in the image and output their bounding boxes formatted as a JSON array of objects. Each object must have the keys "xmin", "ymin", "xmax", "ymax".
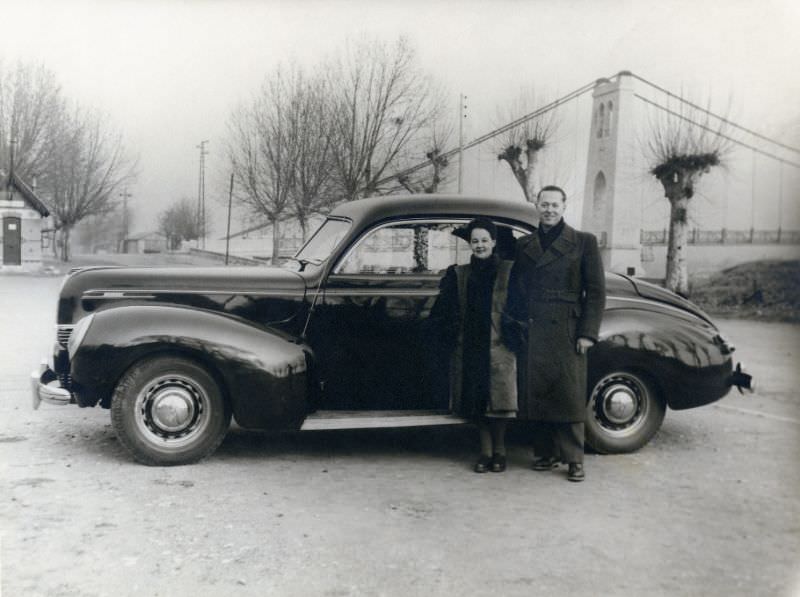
[{"xmin": 576, "ymin": 337, "xmax": 595, "ymax": 355}]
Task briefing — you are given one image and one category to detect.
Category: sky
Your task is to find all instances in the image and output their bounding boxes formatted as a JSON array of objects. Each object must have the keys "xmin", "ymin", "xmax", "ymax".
[{"xmin": 1, "ymin": 0, "xmax": 798, "ymax": 235}]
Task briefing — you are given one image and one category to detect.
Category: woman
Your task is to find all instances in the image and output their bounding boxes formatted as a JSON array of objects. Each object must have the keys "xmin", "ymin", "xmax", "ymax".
[{"xmin": 429, "ymin": 219, "xmax": 518, "ymax": 473}]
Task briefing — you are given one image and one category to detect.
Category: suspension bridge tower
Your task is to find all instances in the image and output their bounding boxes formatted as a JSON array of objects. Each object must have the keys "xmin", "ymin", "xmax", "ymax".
[{"xmin": 581, "ymin": 71, "xmax": 643, "ymax": 275}]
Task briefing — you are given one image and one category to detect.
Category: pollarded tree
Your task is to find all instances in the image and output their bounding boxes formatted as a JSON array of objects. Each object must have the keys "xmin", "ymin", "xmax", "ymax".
[
  {"xmin": 395, "ymin": 101, "xmax": 454, "ymax": 272},
  {"xmin": 496, "ymin": 89, "xmax": 558, "ymax": 203},
  {"xmin": 396, "ymin": 95, "xmax": 454, "ymax": 195},
  {"xmin": 646, "ymin": 101, "xmax": 730, "ymax": 296},
  {"xmin": 42, "ymin": 105, "xmax": 137, "ymax": 261}
]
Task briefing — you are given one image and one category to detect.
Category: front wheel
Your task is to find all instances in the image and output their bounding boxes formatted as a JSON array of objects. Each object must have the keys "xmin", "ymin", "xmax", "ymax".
[
  {"xmin": 585, "ymin": 370, "xmax": 665, "ymax": 454},
  {"xmin": 110, "ymin": 356, "xmax": 231, "ymax": 465}
]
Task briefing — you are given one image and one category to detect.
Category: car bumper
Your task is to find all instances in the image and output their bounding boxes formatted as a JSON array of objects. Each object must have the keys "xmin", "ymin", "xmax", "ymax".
[
  {"xmin": 729, "ymin": 362, "xmax": 754, "ymax": 393},
  {"xmin": 31, "ymin": 360, "xmax": 73, "ymax": 410}
]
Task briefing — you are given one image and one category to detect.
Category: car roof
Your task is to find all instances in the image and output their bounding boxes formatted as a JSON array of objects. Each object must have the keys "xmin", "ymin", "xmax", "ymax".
[{"xmin": 329, "ymin": 193, "xmax": 539, "ymax": 226}]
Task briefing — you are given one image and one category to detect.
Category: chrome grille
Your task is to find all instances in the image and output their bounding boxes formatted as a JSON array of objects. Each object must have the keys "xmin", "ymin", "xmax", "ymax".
[{"xmin": 57, "ymin": 325, "xmax": 74, "ymax": 349}]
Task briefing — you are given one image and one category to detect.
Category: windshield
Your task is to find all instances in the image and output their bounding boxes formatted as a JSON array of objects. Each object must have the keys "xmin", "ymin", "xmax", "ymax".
[{"xmin": 283, "ymin": 218, "xmax": 351, "ymax": 272}]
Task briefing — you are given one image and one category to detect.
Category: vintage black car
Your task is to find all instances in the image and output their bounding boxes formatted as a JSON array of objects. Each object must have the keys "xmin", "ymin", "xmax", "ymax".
[{"xmin": 32, "ymin": 195, "xmax": 752, "ymax": 465}]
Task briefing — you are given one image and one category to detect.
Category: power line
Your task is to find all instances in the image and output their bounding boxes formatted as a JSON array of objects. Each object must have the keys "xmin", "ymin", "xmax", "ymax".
[
  {"xmin": 634, "ymin": 93, "xmax": 800, "ymax": 169},
  {"xmin": 376, "ymin": 78, "xmax": 598, "ymax": 188},
  {"xmin": 379, "ymin": 69, "xmax": 800, "ymax": 191},
  {"xmin": 630, "ymin": 72, "xmax": 800, "ymax": 155}
]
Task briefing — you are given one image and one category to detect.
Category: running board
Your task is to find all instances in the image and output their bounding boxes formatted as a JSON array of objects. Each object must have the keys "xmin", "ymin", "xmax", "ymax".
[{"xmin": 300, "ymin": 410, "xmax": 468, "ymax": 431}]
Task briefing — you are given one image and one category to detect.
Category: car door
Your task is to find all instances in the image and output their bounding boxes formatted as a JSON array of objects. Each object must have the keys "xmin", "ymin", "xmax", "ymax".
[{"xmin": 309, "ymin": 219, "xmax": 473, "ymax": 411}]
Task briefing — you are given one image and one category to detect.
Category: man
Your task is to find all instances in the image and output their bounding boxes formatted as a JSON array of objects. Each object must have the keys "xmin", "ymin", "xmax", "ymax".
[{"xmin": 503, "ymin": 185, "xmax": 605, "ymax": 482}]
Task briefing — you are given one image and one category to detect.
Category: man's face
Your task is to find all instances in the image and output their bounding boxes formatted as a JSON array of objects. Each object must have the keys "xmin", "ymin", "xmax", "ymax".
[{"xmin": 536, "ymin": 190, "xmax": 566, "ymax": 229}]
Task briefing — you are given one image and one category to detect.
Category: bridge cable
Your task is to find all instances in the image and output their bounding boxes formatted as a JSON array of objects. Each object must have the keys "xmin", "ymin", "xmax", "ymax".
[
  {"xmin": 374, "ymin": 79, "xmax": 599, "ymax": 189},
  {"xmin": 634, "ymin": 93, "xmax": 800, "ymax": 169},
  {"xmin": 631, "ymin": 73, "xmax": 800, "ymax": 155}
]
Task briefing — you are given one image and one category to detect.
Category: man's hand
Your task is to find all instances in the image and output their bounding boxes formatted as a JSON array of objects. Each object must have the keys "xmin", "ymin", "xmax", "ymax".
[{"xmin": 576, "ymin": 337, "xmax": 595, "ymax": 355}]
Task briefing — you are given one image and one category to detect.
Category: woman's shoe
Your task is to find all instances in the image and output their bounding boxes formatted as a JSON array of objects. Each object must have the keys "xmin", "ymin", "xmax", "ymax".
[
  {"xmin": 490, "ymin": 453, "xmax": 507, "ymax": 473},
  {"xmin": 474, "ymin": 455, "xmax": 491, "ymax": 473}
]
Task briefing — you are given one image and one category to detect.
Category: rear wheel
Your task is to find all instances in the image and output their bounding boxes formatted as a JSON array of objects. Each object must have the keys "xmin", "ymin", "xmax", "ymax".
[
  {"xmin": 110, "ymin": 356, "xmax": 231, "ymax": 465},
  {"xmin": 585, "ymin": 370, "xmax": 665, "ymax": 454}
]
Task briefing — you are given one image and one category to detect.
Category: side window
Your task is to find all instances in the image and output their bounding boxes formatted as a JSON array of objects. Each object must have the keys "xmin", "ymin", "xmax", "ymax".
[
  {"xmin": 336, "ymin": 222, "xmax": 468, "ymax": 275},
  {"xmin": 336, "ymin": 220, "xmax": 529, "ymax": 275}
]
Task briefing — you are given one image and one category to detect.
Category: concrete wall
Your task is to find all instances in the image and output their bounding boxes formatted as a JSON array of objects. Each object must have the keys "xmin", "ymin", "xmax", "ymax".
[{"xmin": 639, "ymin": 243, "xmax": 800, "ymax": 277}]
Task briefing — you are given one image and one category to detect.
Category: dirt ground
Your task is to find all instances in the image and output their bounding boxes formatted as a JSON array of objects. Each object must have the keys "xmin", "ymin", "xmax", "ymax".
[{"xmin": 1, "ymin": 274, "xmax": 798, "ymax": 597}]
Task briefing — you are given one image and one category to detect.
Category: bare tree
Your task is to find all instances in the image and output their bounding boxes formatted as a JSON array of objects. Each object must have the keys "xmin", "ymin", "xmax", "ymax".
[
  {"xmin": 288, "ymin": 71, "xmax": 335, "ymax": 241},
  {"xmin": 0, "ymin": 61, "xmax": 63, "ymax": 180},
  {"xmin": 42, "ymin": 106, "xmax": 137, "ymax": 261},
  {"xmin": 646, "ymin": 100, "xmax": 730, "ymax": 296},
  {"xmin": 326, "ymin": 37, "xmax": 438, "ymax": 200},
  {"xmin": 159, "ymin": 198, "xmax": 200, "ymax": 250},
  {"xmin": 397, "ymin": 99, "xmax": 454, "ymax": 194},
  {"xmin": 394, "ymin": 100, "xmax": 454, "ymax": 272},
  {"xmin": 496, "ymin": 89, "xmax": 558, "ymax": 202},
  {"xmin": 227, "ymin": 66, "xmax": 303, "ymax": 263}
]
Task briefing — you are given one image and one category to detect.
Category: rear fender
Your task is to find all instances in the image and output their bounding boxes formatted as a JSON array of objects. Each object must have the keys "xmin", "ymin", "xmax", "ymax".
[
  {"xmin": 592, "ymin": 309, "xmax": 734, "ymax": 410},
  {"xmin": 70, "ymin": 305, "xmax": 311, "ymax": 429}
]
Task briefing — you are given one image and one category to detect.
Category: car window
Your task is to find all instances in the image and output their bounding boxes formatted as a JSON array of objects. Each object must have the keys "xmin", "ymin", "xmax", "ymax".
[
  {"xmin": 335, "ymin": 220, "xmax": 527, "ymax": 275},
  {"xmin": 286, "ymin": 218, "xmax": 351, "ymax": 270}
]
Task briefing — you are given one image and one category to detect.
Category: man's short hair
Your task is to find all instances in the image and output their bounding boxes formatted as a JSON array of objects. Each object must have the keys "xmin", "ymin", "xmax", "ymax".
[{"xmin": 537, "ymin": 185, "xmax": 567, "ymax": 202}]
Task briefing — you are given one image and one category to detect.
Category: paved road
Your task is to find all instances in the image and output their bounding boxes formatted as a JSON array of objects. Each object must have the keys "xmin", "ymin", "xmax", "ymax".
[{"xmin": 1, "ymin": 274, "xmax": 798, "ymax": 597}]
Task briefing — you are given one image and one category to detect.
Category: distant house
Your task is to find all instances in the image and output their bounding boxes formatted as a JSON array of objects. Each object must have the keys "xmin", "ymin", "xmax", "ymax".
[
  {"xmin": 123, "ymin": 231, "xmax": 168, "ymax": 254},
  {"xmin": 0, "ymin": 171, "xmax": 51, "ymax": 271}
]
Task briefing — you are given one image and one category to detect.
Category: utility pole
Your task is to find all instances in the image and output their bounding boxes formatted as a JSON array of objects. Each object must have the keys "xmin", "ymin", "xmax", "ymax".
[
  {"xmin": 8, "ymin": 136, "xmax": 16, "ymax": 200},
  {"xmin": 119, "ymin": 189, "xmax": 132, "ymax": 253},
  {"xmin": 458, "ymin": 94, "xmax": 467, "ymax": 194},
  {"xmin": 225, "ymin": 173, "xmax": 234, "ymax": 265},
  {"xmin": 197, "ymin": 140, "xmax": 209, "ymax": 249}
]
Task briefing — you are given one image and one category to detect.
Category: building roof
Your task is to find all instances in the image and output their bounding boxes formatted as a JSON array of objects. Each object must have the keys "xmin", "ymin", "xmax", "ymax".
[{"xmin": 2, "ymin": 171, "xmax": 50, "ymax": 217}]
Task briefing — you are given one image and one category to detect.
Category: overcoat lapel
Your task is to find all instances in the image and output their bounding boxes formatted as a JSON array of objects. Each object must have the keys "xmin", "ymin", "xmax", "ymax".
[
  {"xmin": 524, "ymin": 223, "xmax": 578, "ymax": 269},
  {"xmin": 522, "ymin": 233, "xmax": 543, "ymax": 263}
]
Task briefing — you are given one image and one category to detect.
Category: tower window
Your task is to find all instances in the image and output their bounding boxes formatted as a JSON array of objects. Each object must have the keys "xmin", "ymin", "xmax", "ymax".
[{"xmin": 597, "ymin": 104, "xmax": 605, "ymax": 138}]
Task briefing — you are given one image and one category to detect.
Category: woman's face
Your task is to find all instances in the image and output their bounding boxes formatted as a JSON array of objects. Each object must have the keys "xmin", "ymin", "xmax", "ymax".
[{"xmin": 469, "ymin": 228, "xmax": 496, "ymax": 259}]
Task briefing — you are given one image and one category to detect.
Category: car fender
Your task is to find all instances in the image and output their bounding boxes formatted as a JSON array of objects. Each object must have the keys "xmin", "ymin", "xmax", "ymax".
[
  {"xmin": 70, "ymin": 305, "xmax": 312, "ymax": 430},
  {"xmin": 591, "ymin": 308, "xmax": 734, "ymax": 410}
]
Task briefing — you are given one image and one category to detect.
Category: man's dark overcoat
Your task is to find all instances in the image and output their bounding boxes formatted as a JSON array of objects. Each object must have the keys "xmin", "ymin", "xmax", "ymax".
[{"xmin": 503, "ymin": 223, "xmax": 605, "ymax": 422}]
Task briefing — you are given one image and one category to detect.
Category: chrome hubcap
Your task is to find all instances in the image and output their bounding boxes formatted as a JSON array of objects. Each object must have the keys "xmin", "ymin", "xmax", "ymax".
[
  {"xmin": 590, "ymin": 373, "xmax": 648, "ymax": 436},
  {"xmin": 603, "ymin": 385, "xmax": 638, "ymax": 424},
  {"xmin": 135, "ymin": 375, "xmax": 208, "ymax": 445},
  {"xmin": 151, "ymin": 389, "xmax": 196, "ymax": 432}
]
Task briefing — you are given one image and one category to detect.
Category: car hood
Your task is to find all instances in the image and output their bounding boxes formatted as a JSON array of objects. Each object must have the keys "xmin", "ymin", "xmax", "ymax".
[{"xmin": 58, "ymin": 266, "xmax": 307, "ymax": 324}]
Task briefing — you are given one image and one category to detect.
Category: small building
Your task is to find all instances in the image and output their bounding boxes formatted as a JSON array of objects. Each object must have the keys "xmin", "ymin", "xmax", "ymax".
[
  {"xmin": 123, "ymin": 231, "xmax": 168, "ymax": 254},
  {"xmin": 0, "ymin": 172, "xmax": 51, "ymax": 271}
]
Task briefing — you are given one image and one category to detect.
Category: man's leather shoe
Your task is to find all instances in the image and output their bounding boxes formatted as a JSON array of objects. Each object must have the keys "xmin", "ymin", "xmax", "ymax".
[
  {"xmin": 532, "ymin": 456, "xmax": 558, "ymax": 471},
  {"xmin": 567, "ymin": 463, "xmax": 585, "ymax": 482},
  {"xmin": 490, "ymin": 453, "xmax": 506, "ymax": 473},
  {"xmin": 474, "ymin": 455, "xmax": 491, "ymax": 473}
]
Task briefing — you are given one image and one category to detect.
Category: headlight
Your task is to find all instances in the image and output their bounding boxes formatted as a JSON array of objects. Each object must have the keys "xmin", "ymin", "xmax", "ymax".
[{"xmin": 67, "ymin": 314, "xmax": 95, "ymax": 359}]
